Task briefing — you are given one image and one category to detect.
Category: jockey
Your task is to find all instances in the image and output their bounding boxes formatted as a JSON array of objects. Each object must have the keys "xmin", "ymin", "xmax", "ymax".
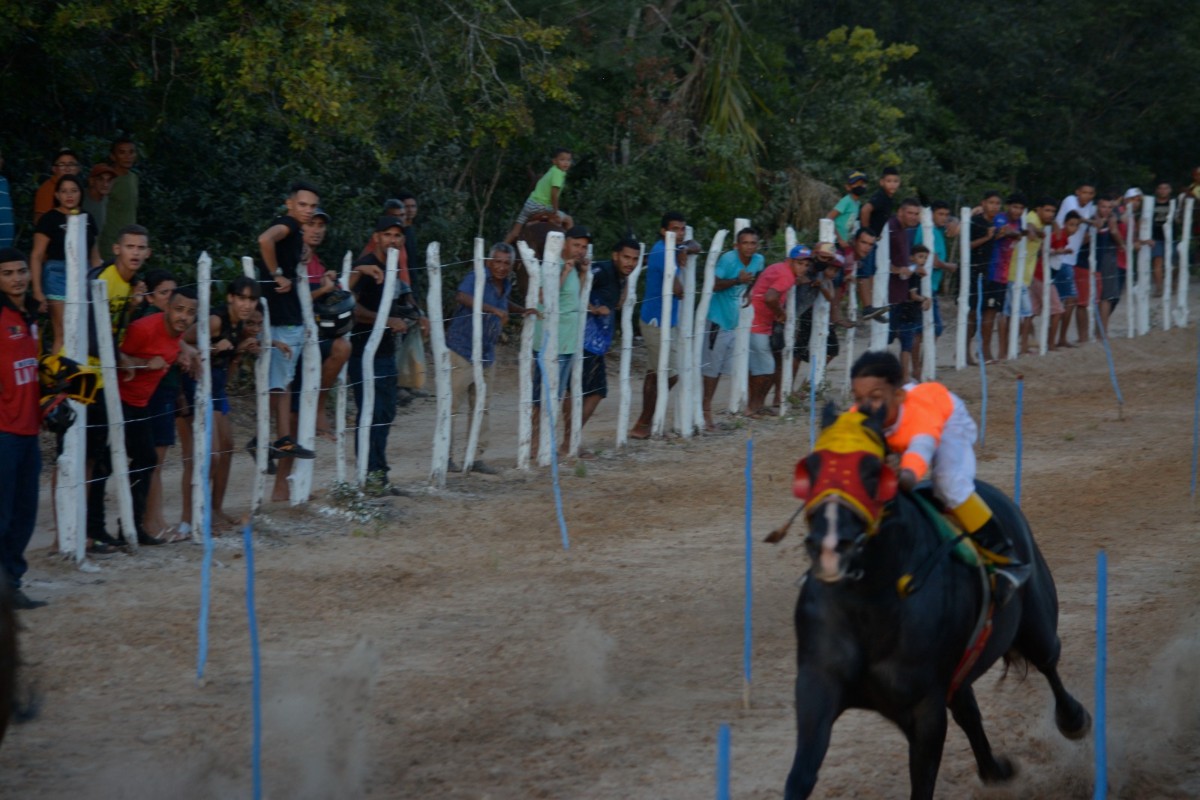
[{"xmin": 849, "ymin": 351, "xmax": 1029, "ymax": 604}]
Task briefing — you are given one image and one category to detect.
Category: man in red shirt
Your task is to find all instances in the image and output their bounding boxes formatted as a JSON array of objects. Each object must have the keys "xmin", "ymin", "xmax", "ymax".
[
  {"xmin": 747, "ymin": 245, "xmax": 825, "ymax": 415},
  {"xmin": 0, "ymin": 249, "xmax": 47, "ymax": 608},
  {"xmin": 119, "ymin": 287, "xmax": 197, "ymax": 545}
]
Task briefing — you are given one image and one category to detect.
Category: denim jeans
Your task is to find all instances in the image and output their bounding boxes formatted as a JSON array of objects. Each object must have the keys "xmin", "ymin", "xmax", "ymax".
[
  {"xmin": 349, "ymin": 354, "xmax": 398, "ymax": 476},
  {"xmin": 0, "ymin": 432, "xmax": 41, "ymax": 587}
]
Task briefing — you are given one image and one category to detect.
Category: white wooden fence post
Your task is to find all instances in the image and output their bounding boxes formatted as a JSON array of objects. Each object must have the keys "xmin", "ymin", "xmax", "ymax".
[
  {"xmin": 335, "ymin": 250, "xmax": 351, "ymax": 485},
  {"xmin": 1124, "ymin": 205, "xmax": 1136, "ymax": 340},
  {"xmin": 1087, "ymin": 225, "xmax": 1098, "ymax": 341},
  {"xmin": 241, "ymin": 257, "xmax": 270, "ymax": 514},
  {"xmin": 1177, "ymin": 198, "xmax": 1194, "ymax": 328},
  {"xmin": 569, "ymin": 249, "xmax": 593, "ymax": 456},
  {"xmin": 676, "ymin": 227, "xmax": 697, "ymax": 437},
  {"xmin": 779, "ymin": 227, "xmax": 798, "ymax": 417},
  {"xmin": 919, "ymin": 208, "xmax": 936, "ymax": 379},
  {"xmin": 729, "ymin": 217, "xmax": 752, "ymax": 412},
  {"xmin": 427, "ymin": 243, "xmax": 452, "ymax": 486},
  {"xmin": 56, "ymin": 215, "xmax": 88, "ymax": 561},
  {"xmin": 516, "ymin": 242, "xmax": 542, "ymax": 468},
  {"xmin": 955, "ymin": 206, "xmax": 971, "ymax": 370},
  {"xmin": 291, "ymin": 260, "xmax": 320, "ymax": 504},
  {"xmin": 1136, "ymin": 198, "xmax": 1154, "ymax": 336},
  {"xmin": 691, "ymin": 231, "xmax": 726, "ymax": 430},
  {"xmin": 191, "ymin": 253, "xmax": 213, "ymax": 537},
  {"xmin": 870, "ymin": 225, "xmax": 890, "ymax": 352},
  {"xmin": 1038, "ymin": 230, "xmax": 1052, "ymax": 355},
  {"xmin": 616, "ymin": 245, "xmax": 644, "ymax": 449},
  {"xmin": 651, "ymin": 231, "xmax": 676, "ymax": 437},
  {"xmin": 463, "ymin": 238, "xmax": 488, "ymax": 473},
  {"xmin": 1007, "ymin": 218, "xmax": 1026, "ymax": 361},
  {"xmin": 90, "ymin": 280, "xmax": 137, "ymax": 552},
  {"xmin": 1163, "ymin": 198, "xmax": 1176, "ymax": 333},
  {"xmin": 356, "ymin": 248, "xmax": 397, "ymax": 486},
  {"xmin": 539, "ymin": 232, "xmax": 565, "ymax": 465}
]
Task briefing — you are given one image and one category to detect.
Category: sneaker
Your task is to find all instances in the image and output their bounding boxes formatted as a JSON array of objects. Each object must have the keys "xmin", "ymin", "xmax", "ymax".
[
  {"xmin": 245, "ymin": 438, "xmax": 278, "ymax": 473},
  {"xmin": 270, "ymin": 436, "xmax": 316, "ymax": 459},
  {"xmin": 468, "ymin": 460, "xmax": 501, "ymax": 475},
  {"xmin": 409, "ymin": 389, "xmax": 430, "ymax": 399},
  {"xmin": 861, "ymin": 305, "xmax": 890, "ymax": 323},
  {"xmin": 396, "ymin": 389, "xmax": 414, "ymax": 408},
  {"xmin": 12, "ymin": 589, "xmax": 47, "ymax": 610}
]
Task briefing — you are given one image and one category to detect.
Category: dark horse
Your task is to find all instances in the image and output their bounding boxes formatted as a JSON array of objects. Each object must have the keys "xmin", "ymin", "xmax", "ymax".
[{"xmin": 779, "ymin": 408, "xmax": 1090, "ymax": 799}]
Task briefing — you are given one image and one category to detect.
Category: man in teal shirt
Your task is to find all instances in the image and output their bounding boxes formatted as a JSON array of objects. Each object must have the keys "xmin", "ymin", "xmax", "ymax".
[
  {"xmin": 532, "ymin": 225, "xmax": 589, "ymax": 457},
  {"xmin": 700, "ymin": 227, "xmax": 762, "ymax": 430}
]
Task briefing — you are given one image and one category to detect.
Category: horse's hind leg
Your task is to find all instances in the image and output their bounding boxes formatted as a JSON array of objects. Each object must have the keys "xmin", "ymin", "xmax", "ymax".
[
  {"xmin": 1014, "ymin": 614, "xmax": 1092, "ymax": 739},
  {"xmin": 949, "ymin": 685, "xmax": 1016, "ymax": 784},
  {"xmin": 1039, "ymin": 660, "xmax": 1091, "ymax": 739}
]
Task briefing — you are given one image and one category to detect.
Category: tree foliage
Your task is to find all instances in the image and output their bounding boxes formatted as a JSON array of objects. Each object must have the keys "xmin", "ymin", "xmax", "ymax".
[{"xmin": 1, "ymin": 0, "xmax": 1197, "ymax": 272}]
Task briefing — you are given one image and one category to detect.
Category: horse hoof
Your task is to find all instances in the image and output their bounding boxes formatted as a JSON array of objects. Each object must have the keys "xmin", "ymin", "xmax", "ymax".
[
  {"xmin": 1058, "ymin": 705, "xmax": 1092, "ymax": 740},
  {"xmin": 981, "ymin": 755, "xmax": 1018, "ymax": 784}
]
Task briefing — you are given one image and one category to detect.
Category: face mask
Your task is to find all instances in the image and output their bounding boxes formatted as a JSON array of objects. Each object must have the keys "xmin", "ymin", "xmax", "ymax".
[{"xmin": 851, "ymin": 185, "xmax": 867, "ymax": 196}]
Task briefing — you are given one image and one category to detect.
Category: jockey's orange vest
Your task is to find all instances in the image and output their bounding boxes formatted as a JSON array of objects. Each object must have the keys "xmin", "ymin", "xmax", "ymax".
[{"xmin": 884, "ymin": 382, "xmax": 955, "ymax": 480}]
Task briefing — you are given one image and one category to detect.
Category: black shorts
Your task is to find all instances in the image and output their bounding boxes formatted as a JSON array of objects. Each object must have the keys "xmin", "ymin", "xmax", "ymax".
[
  {"xmin": 582, "ymin": 351, "xmax": 607, "ymax": 400},
  {"xmin": 793, "ymin": 309, "xmax": 839, "ymax": 363},
  {"xmin": 967, "ymin": 267, "xmax": 1007, "ymax": 313}
]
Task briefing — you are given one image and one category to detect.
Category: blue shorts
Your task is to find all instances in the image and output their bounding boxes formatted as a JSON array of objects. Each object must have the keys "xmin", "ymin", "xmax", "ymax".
[
  {"xmin": 1002, "ymin": 284, "xmax": 1033, "ymax": 318},
  {"xmin": 856, "ymin": 247, "xmax": 877, "ymax": 279},
  {"xmin": 887, "ymin": 302, "xmax": 922, "ymax": 352},
  {"xmin": 749, "ymin": 333, "xmax": 775, "ymax": 376},
  {"xmin": 146, "ymin": 379, "xmax": 178, "ymax": 447},
  {"xmin": 532, "ymin": 352, "xmax": 574, "ymax": 406},
  {"xmin": 1051, "ymin": 268, "xmax": 1077, "ymax": 300},
  {"xmin": 1152, "ymin": 241, "xmax": 1165, "ymax": 260},
  {"xmin": 268, "ymin": 325, "xmax": 306, "ymax": 391},
  {"xmin": 182, "ymin": 367, "xmax": 231, "ymax": 417},
  {"xmin": 43, "ymin": 259, "xmax": 67, "ymax": 301}
]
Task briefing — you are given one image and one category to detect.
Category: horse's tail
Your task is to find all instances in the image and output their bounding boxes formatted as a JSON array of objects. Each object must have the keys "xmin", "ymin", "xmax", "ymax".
[{"xmin": 999, "ymin": 649, "xmax": 1030, "ymax": 682}]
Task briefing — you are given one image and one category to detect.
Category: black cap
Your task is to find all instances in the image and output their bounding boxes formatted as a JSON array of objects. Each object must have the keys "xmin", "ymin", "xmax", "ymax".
[
  {"xmin": 312, "ymin": 208, "xmax": 331, "ymax": 222},
  {"xmin": 375, "ymin": 215, "xmax": 404, "ymax": 233},
  {"xmin": 564, "ymin": 225, "xmax": 592, "ymax": 241}
]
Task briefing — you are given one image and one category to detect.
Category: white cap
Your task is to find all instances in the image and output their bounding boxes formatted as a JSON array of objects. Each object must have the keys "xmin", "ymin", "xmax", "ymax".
[{"xmin": 1123, "ymin": 187, "xmax": 1143, "ymax": 200}]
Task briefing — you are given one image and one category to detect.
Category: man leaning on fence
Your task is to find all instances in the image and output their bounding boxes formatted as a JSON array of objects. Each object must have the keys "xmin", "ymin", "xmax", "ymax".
[
  {"xmin": 348, "ymin": 216, "xmax": 429, "ymax": 495},
  {"xmin": 445, "ymin": 242, "xmax": 530, "ymax": 474}
]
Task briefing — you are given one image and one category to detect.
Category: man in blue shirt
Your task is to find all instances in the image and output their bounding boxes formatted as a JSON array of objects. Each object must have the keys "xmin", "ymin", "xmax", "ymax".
[
  {"xmin": 0, "ymin": 149, "xmax": 13, "ymax": 249},
  {"xmin": 445, "ymin": 242, "xmax": 527, "ymax": 473},
  {"xmin": 630, "ymin": 211, "xmax": 700, "ymax": 439},
  {"xmin": 700, "ymin": 227, "xmax": 763, "ymax": 430}
]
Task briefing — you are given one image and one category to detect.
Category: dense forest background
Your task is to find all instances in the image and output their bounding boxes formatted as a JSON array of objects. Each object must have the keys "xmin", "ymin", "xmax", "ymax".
[{"xmin": 2, "ymin": 0, "xmax": 1197, "ymax": 278}]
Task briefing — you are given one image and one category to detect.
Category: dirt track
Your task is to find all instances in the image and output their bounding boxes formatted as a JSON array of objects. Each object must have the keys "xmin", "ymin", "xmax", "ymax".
[{"xmin": 2, "ymin": 302, "xmax": 1199, "ymax": 799}]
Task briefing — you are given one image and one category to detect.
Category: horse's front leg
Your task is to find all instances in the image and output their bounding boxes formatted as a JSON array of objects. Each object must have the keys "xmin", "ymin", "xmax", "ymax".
[
  {"xmin": 949, "ymin": 684, "xmax": 1016, "ymax": 783},
  {"xmin": 783, "ymin": 668, "xmax": 843, "ymax": 800},
  {"xmin": 900, "ymin": 693, "xmax": 948, "ymax": 800}
]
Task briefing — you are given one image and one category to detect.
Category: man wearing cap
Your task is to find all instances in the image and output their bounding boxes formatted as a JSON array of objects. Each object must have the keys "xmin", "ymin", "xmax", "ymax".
[
  {"xmin": 531, "ymin": 224, "xmax": 590, "ymax": 457},
  {"xmin": 255, "ymin": 181, "xmax": 319, "ymax": 500},
  {"xmin": 0, "ymin": 248, "xmax": 47, "ymax": 607},
  {"xmin": 347, "ymin": 216, "xmax": 428, "ymax": 493},
  {"xmin": 630, "ymin": 211, "xmax": 701, "ymax": 439},
  {"xmin": 700, "ymin": 226, "xmax": 763, "ymax": 430},
  {"xmin": 828, "ymin": 170, "xmax": 868, "ymax": 252},
  {"xmin": 82, "ymin": 162, "xmax": 118, "ymax": 236},
  {"xmin": 746, "ymin": 245, "xmax": 816, "ymax": 415}
]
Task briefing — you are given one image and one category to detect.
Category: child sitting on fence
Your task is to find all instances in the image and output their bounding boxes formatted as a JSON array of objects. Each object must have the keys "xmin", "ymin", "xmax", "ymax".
[{"xmin": 505, "ymin": 148, "xmax": 574, "ymax": 244}]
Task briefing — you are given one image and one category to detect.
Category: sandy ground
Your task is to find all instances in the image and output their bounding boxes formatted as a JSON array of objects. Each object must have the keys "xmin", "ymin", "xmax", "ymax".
[{"xmin": 2, "ymin": 297, "xmax": 1200, "ymax": 799}]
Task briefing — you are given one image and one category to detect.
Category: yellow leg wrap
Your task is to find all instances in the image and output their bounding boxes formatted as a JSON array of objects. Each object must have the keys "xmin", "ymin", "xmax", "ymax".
[
  {"xmin": 950, "ymin": 494, "xmax": 1013, "ymax": 566},
  {"xmin": 950, "ymin": 493, "xmax": 993, "ymax": 534}
]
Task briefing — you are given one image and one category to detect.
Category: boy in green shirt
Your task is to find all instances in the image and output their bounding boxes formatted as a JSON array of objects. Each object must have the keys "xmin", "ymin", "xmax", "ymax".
[
  {"xmin": 506, "ymin": 148, "xmax": 574, "ymax": 243},
  {"xmin": 827, "ymin": 169, "xmax": 868, "ymax": 252}
]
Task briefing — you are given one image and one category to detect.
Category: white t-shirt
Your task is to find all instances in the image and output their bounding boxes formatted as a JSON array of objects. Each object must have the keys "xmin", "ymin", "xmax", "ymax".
[{"xmin": 1056, "ymin": 194, "xmax": 1094, "ymax": 267}]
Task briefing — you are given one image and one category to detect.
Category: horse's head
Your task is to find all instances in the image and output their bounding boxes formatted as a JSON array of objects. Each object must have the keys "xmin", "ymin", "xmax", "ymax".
[{"xmin": 795, "ymin": 404, "xmax": 899, "ymax": 583}]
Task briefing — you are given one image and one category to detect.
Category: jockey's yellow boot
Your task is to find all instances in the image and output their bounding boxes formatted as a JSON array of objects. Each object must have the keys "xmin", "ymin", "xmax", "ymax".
[{"xmin": 950, "ymin": 493, "xmax": 1030, "ymax": 607}]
